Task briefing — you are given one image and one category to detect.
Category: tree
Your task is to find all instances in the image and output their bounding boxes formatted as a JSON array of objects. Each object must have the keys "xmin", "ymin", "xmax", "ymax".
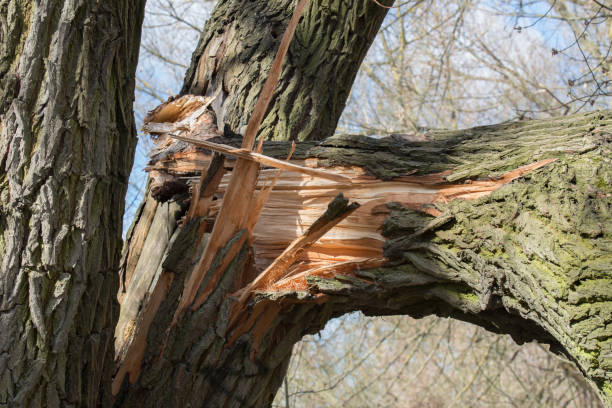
[
  {"xmin": 1, "ymin": 1, "xmax": 610, "ymax": 408},
  {"xmin": 133, "ymin": 2, "xmax": 608, "ymax": 406},
  {"xmin": 0, "ymin": 0, "xmax": 145, "ymax": 406}
]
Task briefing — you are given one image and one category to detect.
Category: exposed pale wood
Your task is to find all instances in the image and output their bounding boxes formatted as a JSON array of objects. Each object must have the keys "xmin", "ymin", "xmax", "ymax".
[
  {"xmin": 243, "ymin": 142, "xmax": 297, "ymax": 235},
  {"xmin": 114, "ymin": 201, "xmax": 182, "ymax": 363},
  {"xmin": 145, "ymin": 150, "xmax": 212, "ymax": 176},
  {"xmin": 203, "ymin": 158, "xmax": 558, "ymax": 274},
  {"xmin": 119, "ymin": 196, "xmax": 159, "ymax": 301},
  {"xmin": 145, "ymin": 96, "xmax": 220, "ymax": 150},
  {"xmin": 143, "ymin": 93, "xmax": 219, "ymax": 130},
  {"xmin": 142, "ymin": 155, "xmax": 556, "ymax": 283},
  {"xmin": 226, "ymin": 194, "xmax": 360, "ymax": 336},
  {"xmin": 112, "ymin": 270, "xmax": 174, "ymax": 395},
  {"xmin": 239, "ymin": 193, "xmax": 360, "ymax": 303},
  {"xmin": 171, "ymin": 157, "xmax": 259, "ymax": 324},
  {"xmin": 167, "ymin": 0, "xmax": 321, "ymax": 325}
]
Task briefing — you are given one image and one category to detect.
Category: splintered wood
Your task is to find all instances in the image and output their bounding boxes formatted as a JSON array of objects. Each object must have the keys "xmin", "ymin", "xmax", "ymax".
[
  {"xmin": 240, "ymin": 193, "xmax": 360, "ymax": 298},
  {"xmin": 166, "ymin": 0, "xmax": 313, "ymax": 325},
  {"xmin": 139, "ymin": 90, "xmax": 557, "ymax": 304},
  {"xmin": 205, "ymin": 157, "xmax": 557, "ymax": 292},
  {"xmin": 117, "ymin": 0, "xmax": 560, "ymax": 383}
]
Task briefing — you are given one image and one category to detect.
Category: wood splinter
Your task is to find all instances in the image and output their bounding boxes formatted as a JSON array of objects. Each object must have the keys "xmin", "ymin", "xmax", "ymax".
[
  {"xmin": 168, "ymin": 133, "xmax": 352, "ymax": 184},
  {"xmin": 169, "ymin": 0, "xmax": 312, "ymax": 327},
  {"xmin": 241, "ymin": 193, "xmax": 360, "ymax": 299},
  {"xmin": 228, "ymin": 193, "xmax": 360, "ymax": 332}
]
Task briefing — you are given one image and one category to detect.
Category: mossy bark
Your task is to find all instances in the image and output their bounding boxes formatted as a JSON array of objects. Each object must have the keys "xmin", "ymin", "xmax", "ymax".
[
  {"xmin": 0, "ymin": 1, "xmax": 145, "ymax": 406},
  {"xmin": 119, "ymin": 111, "xmax": 612, "ymax": 407},
  {"xmin": 115, "ymin": 1, "xmax": 611, "ymax": 407}
]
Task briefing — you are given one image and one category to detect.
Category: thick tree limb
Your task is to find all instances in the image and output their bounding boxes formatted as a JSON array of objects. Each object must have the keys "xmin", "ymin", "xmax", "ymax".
[
  {"xmin": 116, "ymin": 108, "xmax": 612, "ymax": 406},
  {"xmin": 112, "ymin": 0, "xmax": 612, "ymax": 406}
]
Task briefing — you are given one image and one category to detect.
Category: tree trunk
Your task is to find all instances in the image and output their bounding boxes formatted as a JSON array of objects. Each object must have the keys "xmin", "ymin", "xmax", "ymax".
[
  {"xmin": 114, "ymin": 0, "xmax": 391, "ymax": 406},
  {"xmin": 0, "ymin": 1, "xmax": 145, "ymax": 406},
  {"xmin": 114, "ymin": 1, "xmax": 612, "ymax": 408}
]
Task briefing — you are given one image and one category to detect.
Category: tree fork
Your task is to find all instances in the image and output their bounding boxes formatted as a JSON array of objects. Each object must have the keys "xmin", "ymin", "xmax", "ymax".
[{"xmin": 114, "ymin": 0, "xmax": 612, "ymax": 406}]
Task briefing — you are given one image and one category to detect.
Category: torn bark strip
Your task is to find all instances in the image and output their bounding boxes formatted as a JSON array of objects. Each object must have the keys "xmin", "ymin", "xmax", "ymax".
[
  {"xmin": 246, "ymin": 0, "xmax": 311, "ymax": 151},
  {"xmin": 169, "ymin": 133, "xmax": 352, "ymax": 184}
]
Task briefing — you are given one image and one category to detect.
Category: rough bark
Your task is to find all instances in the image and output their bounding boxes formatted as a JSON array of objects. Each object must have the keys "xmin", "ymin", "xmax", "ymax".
[
  {"xmin": 113, "ymin": 1, "xmax": 612, "ymax": 408},
  {"xmin": 114, "ymin": 0, "xmax": 392, "ymax": 406},
  {"xmin": 0, "ymin": 1, "xmax": 145, "ymax": 406},
  {"xmin": 181, "ymin": 0, "xmax": 388, "ymax": 142},
  {"xmin": 118, "ymin": 108, "xmax": 612, "ymax": 407}
]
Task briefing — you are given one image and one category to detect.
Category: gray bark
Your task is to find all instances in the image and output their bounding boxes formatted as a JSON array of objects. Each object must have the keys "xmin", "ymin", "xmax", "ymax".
[{"xmin": 0, "ymin": 0, "xmax": 145, "ymax": 406}]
